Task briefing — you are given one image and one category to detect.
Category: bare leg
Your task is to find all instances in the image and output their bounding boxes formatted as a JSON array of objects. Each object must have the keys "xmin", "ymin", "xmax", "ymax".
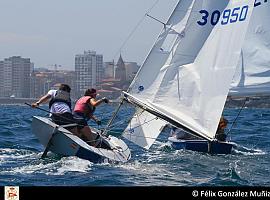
[
  {"xmin": 79, "ymin": 126, "xmax": 97, "ymax": 146},
  {"xmin": 69, "ymin": 127, "xmax": 81, "ymax": 137}
]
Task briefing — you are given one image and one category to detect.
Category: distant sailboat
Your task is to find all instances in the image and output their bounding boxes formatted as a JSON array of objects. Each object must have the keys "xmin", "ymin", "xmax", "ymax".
[
  {"xmin": 230, "ymin": 1, "xmax": 270, "ymax": 96},
  {"xmin": 104, "ymin": 0, "xmax": 255, "ymax": 154}
]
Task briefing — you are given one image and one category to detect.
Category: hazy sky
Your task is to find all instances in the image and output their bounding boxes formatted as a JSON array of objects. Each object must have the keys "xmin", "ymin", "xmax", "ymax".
[{"xmin": 0, "ymin": 0, "xmax": 178, "ymax": 70}]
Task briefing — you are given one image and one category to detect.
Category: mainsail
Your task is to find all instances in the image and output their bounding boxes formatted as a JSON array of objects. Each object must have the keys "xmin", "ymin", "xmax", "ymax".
[
  {"xmin": 230, "ymin": 2, "xmax": 270, "ymax": 96},
  {"xmin": 122, "ymin": 0, "xmax": 254, "ymax": 148}
]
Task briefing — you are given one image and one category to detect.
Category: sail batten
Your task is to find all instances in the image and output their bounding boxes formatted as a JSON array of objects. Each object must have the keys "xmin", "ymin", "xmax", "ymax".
[{"xmin": 123, "ymin": 0, "xmax": 254, "ymax": 144}]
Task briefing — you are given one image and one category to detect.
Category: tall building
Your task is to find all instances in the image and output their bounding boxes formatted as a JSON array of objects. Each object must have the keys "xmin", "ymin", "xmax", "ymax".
[
  {"xmin": 0, "ymin": 56, "xmax": 31, "ymax": 98},
  {"xmin": 75, "ymin": 50, "xmax": 103, "ymax": 96},
  {"xmin": 104, "ymin": 61, "xmax": 115, "ymax": 79},
  {"xmin": 0, "ymin": 61, "xmax": 4, "ymax": 97},
  {"xmin": 125, "ymin": 62, "xmax": 139, "ymax": 81},
  {"xmin": 115, "ymin": 54, "xmax": 126, "ymax": 82}
]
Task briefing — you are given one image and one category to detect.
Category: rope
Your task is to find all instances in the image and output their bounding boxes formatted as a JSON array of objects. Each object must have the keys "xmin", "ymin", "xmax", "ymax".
[
  {"xmin": 25, "ymin": 102, "xmax": 78, "ymax": 125},
  {"xmin": 126, "ymin": 116, "xmax": 160, "ymax": 133},
  {"xmin": 105, "ymin": 107, "xmax": 157, "ymax": 133},
  {"xmin": 109, "ymin": 129, "xmax": 168, "ymax": 143},
  {"xmin": 113, "ymin": 0, "xmax": 160, "ymax": 59},
  {"xmin": 226, "ymin": 97, "xmax": 249, "ymax": 138},
  {"xmin": 106, "ymin": 118, "xmax": 130, "ymax": 131}
]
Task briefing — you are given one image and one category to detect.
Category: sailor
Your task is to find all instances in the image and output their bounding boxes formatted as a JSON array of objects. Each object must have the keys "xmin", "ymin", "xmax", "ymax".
[
  {"xmin": 170, "ymin": 126, "xmax": 187, "ymax": 139},
  {"xmin": 215, "ymin": 116, "xmax": 228, "ymax": 142},
  {"xmin": 73, "ymin": 88, "xmax": 109, "ymax": 146},
  {"xmin": 31, "ymin": 84, "xmax": 78, "ymax": 135},
  {"xmin": 168, "ymin": 124, "xmax": 190, "ymax": 140}
]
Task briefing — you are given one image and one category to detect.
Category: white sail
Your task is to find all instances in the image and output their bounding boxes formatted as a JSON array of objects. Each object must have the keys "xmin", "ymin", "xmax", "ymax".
[
  {"xmin": 123, "ymin": 109, "xmax": 166, "ymax": 149},
  {"xmin": 125, "ymin": 0, "xmax": 254, "ymax": 141},
  {"xmin": 123, "ymin": 0, "xmax": 197, "ymax": 148},
  {"xmin": 230, "ymin": 2, "xmax": 270, "ymax": 96}
]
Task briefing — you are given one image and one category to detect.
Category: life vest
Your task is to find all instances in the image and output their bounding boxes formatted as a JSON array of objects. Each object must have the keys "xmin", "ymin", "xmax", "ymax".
[
  {"xmin": 49, "ymin": 90, "xmax": 72, "ymax": 110},
  {"xmin": 74, "ymin": 96, "xmax": 95, "ymax": 119}
]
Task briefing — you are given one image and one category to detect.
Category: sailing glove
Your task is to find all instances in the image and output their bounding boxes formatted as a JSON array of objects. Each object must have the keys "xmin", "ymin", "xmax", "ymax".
[{"xmin": 102, "ymin": 97, "xmax": 109, "ymax": 104}]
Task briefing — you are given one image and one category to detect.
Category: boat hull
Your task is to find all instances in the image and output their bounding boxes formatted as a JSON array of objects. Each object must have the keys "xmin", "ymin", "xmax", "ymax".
[
  {"xmin": 168, "ymin": 137, "xmax": 233, "ymax": 154},
  {"xmin": 32, "ymin": 116, "xmax": 131, "ymax": 163}
]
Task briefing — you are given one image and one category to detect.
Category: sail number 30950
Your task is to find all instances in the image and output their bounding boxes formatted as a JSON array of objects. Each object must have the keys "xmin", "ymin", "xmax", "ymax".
[{"xmin": 197, "ymin": 5, "xmax": 249, "ymax": 26}]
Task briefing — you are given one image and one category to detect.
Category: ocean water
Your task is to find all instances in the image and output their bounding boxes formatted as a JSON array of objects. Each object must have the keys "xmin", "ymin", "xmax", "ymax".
[{"xmin": 0, "ymin": 104, "xmax": 269, "ymax": 186}]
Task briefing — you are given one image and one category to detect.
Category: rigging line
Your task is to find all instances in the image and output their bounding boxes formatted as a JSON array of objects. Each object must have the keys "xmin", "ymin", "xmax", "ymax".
[
  {"xmin": 24, "ymin": 102, "xmax": 78, "ymax": 125},
  {"xmin": 124, "ymin": 116, "xmax": 160, "ymax": 133},
  {"xmin": 226, "ymin": 97, "xmax": 249, "ymax": 137},
  {"xmin": 94, "ymin": 137, "xmax": 129, "ymax": 162},
  {"xmin": 108, "ymin": 129, "xmax": 169, "ymax": 144},
  {"xmin": 103, "ymin": 97, "xmax": 125, "ymax": 135},
  {"xmin": 146, "ymin": 13, "xmax": 166, "ymax": 27},
  {"xmin": 117, "ymin": 131, "xmax": 169, "ymax": 143},
  {"xmin": 103, "ymin": 97, "xmax": 134, "ymax": 134},
  {"xmin": 107, "ymin": 112, "xmax": 159, "ymax": 135},
  {"xmin": 92, "ymin": 142, "xmax": 112, "ymax": 161},
  {"xmin": 87, "ymin": 131, "xmax": 114, "ymax": 159},
  {"xmin": 107, "ymin": 106, "xmax": 141, "ymax": 130},
  {"xmin": 123, "ymin": 92, "xmax": 211, "ymax": 141},
  {"xmin": 107, "ymin": 105, "xmax": 157, "ymax": 131},
  {"xmin": 106, "ymin": 118, "xmax": 130, "ymax": 131},
  {"xmin": 113, "ymin": 0, "xmax": 160, "ymax": 59},
  {"xmin": 105, "ymin": 113, "xmax": 134, "ymax": 131}
]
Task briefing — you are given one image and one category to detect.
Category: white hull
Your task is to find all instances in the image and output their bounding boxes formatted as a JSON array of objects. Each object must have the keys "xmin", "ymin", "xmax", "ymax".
[{"xmin": 32, "ymin": 116, "xmax": 131, "ymax": 163}]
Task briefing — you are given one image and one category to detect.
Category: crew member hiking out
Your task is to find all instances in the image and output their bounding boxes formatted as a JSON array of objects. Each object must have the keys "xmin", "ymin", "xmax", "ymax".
[
  {"xmin": 73, "ymin": 88, "xmax": 109, "ymax": 146},
  {"xmin": 31, "ymin": 84, "xmax": 79, "ymax": 135}
]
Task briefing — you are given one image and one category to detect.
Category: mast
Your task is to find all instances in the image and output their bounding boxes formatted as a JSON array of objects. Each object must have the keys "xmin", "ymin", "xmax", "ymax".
[
  {"xmin": 123, "ymin": 0, "xmax": 255, "ymax": 141},
  {"xmin": 104, "ymin": 1, "xmax": 181, "ymax": 135},
  {"xmin": 127, "ymin": 0, "xmax": 180, "ymax": 92}
]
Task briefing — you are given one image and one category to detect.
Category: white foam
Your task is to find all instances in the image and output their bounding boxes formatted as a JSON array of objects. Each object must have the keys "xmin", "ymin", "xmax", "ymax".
[
  {"xmin": 11, "ymin": 162, "xmax": 56, "ymax": 174},
  {"xmin": 232, "ymin": 145, "xmax": 266, "ymax": 155},
  {"xmin": 0, "ymin": 148, "xmax": 37, "ymax": 163},
  {"xmin": 56, "ymin": 157, "xmax": 93, "ymax": 175},
  {"xmin": 0, "ymin": 148, "xmax": 93, "ymax": 175}
]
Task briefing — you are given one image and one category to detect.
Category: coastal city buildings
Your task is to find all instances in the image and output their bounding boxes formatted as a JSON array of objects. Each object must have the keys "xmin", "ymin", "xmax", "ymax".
[
  {"xmin": 115, "ymin": 54, "xmax": 127, "ymax": 83},
  {"xmin": 0, "ymin": 56, "xmax": 31, "ymax": 98},
  {"xmin": 0, "ymin": 51, "xmax": 139, "ymax": 100},
  {"xmin": 75, "ymin": 51, "xmax": 104, "ymax": 97},
  {"xmin": 0, "ymin": 52, "xmax": 269, "ymax": 107},
  {"xmin": 30, "ymin": 69, "xmax": 76, "ymax": 99}
]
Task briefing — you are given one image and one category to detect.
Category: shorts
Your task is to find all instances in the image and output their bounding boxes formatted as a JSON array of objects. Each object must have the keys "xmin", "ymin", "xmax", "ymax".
[
  {"xmin": 51, "ymin": 112, "xmax": 87, "ymax": 130},
  {"xmin": 51, "ymin": 112, "xmax": 75, "ymax": 125},
  {"xmin": 73, "ymin": 112, "xmax": 88, "ymax": 129}
]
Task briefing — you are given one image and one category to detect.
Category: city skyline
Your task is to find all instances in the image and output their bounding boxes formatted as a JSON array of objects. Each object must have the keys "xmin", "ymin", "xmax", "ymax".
[{"xmin": 0, "ymin": 0, "xmax": 177, "ymax": 70}]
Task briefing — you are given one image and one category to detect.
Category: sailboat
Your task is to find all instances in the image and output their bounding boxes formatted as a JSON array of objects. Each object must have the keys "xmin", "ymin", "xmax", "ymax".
[
  {"xmin": 104, "ymin": 0, "xmax": 256, "ymax": 154},
  {"xmin": 31, "ymin": 116, "xmax": 131, "ymax": 163},
  {"xmin": 169, "ymin": 0, "xmax": 270, "ymax": 154},
  {"xmin": 230, "ymin": 1, "xmax": 270, "ymax": 96}
]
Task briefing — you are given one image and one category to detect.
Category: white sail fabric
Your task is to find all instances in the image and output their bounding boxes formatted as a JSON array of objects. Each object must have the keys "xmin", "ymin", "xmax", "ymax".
[
  {"xmin": 123, "ymin": 109, "xmax": 166, "ymax": 149},
  {"xmin": 230, "ymin": 2, "xmax": 270, "ymax": 96},
  {"xmin": 126, "ymin": 0, "xmax": 254, "ymax": 141}
]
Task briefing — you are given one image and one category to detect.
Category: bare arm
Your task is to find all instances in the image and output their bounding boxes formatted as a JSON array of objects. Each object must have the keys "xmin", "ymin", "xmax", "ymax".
[
  {"xmin": 89, "ymin": 114, "xmax": 98, "ymax": 122},
  {"xmin": 31, "ymin": 94, "xmax": 52, "ymax": 108},
  {"xmin": 90, "ymin": 97, "xmax": 109, "ymax": 107}
]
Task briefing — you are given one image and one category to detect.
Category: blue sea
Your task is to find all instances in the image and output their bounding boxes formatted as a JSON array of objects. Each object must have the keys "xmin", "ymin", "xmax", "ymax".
[{"xmin": 0, "ymin": 104, "xmax": 270, "ymax": 186}]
